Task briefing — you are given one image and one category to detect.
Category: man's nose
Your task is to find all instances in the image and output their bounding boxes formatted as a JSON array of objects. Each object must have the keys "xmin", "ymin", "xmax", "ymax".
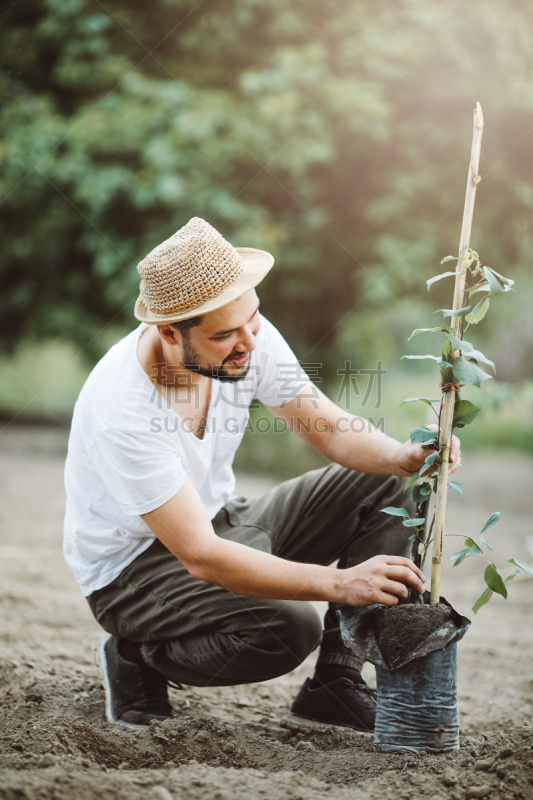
[{"xmin": 235, "ymin": 326, "xmax": 256, "ymax": 352}]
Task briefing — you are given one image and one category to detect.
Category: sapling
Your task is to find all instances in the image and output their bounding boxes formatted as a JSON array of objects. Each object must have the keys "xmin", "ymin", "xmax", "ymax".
[{"xmin": 382, "ymin": 103, "xmax": 533, "ymax": 614}]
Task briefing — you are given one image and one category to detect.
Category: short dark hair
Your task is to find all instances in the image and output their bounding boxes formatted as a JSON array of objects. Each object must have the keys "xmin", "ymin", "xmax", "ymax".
[{"xmin": 171, "ymin": 315, "xmax": 203, "ymax": 335}]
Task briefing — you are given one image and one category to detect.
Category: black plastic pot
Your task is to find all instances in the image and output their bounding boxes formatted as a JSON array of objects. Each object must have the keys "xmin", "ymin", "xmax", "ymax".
[
  {"xmin": 337, "ymin": 593, "xmax": 471, "ymax": 753},
  {"xmin": 374, "ymin": 643, "xmax": 459, "ymax": 752}
]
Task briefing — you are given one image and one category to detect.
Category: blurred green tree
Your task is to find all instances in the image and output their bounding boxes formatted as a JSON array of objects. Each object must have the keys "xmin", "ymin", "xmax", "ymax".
[{"xmin": 1, "ymin": 0, "xmax": 533, "ymax": 370}]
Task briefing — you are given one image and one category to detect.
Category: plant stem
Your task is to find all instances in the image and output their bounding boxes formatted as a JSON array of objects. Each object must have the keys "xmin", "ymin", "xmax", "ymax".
[
  {"xmin": 421, "ymin": 512, "xmax": 435, "ymax": 571},
  {"xmin": 430, "ymin": 102, "xmax": 484, "ymax": 605}
]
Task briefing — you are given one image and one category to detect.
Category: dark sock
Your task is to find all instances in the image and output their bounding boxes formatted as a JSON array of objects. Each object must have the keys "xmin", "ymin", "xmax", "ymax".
[
  {"xmin": 313, "ymin": 664, "xmax": 364, "ymax": 686},
  {"xmin": 118, "ymin": 638, "xmax": 146, "ymax": 667}
]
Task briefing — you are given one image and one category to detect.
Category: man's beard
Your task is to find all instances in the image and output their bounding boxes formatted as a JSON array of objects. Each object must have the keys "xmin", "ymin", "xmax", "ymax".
[{"xmin": 181, "ymin": 339, "xmax": 249, "ymax": 383}]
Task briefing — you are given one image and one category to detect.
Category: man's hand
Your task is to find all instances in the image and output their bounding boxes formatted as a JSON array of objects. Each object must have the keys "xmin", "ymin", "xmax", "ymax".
[
  {"xmin": 338, "ymin": 555, "xmax": 426, "ymax": 607},
  {"xmin": 396, "ymin": 423, "xmax": 461, "ymax": 478}
]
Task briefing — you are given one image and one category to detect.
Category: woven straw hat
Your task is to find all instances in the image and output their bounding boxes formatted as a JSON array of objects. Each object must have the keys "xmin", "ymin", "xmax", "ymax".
[{"xmin": 134, "ymin": 217, "xmax": 274, "ymax": 324}]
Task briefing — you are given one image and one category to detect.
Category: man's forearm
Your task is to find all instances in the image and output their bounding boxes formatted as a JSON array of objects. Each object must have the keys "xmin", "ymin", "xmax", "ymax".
[
  {"xmin": 325, "ymin": 415, "xmax": 406, "ymax": 476},
  {"xmin": 191, "ymin": 537, "xmax": 342, "ymax": 602},
  {"xmin": 273, "ymin": 386, "xmax": 460, "ymax": 479},
  {"xmin": 142, "ymin": 480, "xmax": 426, "ymax": 608},
  {"xmin": 188, "ymin": 537, "xmax": 425, "ymax": 608},
  {"xmin": 271, "ymin": 388, "xmax": 408, "ymax": 477},
  {"xmin": 143, "ymin": 486, "xmax": 342, "ymax": 602}
]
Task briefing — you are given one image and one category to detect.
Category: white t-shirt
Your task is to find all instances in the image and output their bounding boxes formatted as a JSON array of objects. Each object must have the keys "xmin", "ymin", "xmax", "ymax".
[{"xmin": 63, "ymin": 316, "xmax": 308, "ymax": 596}]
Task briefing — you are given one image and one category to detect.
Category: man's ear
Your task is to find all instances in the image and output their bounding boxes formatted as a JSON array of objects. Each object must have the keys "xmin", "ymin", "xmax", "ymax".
[{"xmin": 157, "ymin": 324, "xmax": 181, "ymax": 346}]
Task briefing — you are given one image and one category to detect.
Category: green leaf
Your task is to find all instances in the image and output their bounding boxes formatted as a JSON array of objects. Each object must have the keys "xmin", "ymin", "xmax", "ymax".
[
  {"xmin": 410, "ymin": 427, "xmax": 438, "ymax": 444},
  {"xmin": 465, "ymin": 348, "xmax": 496, "ymax": 372},
  {"xmin": 408, "ymin": 327, "xmax": 452, "ymax": 340},
  {"xmin": 508, "ymin": 558, "xmax": 533, "ymax": 576},
  {"xmin": 441, "ymin": 255, "xmax": 458, "ymax": 264},
  {"xmin": 483, "ymin": 266, "xmax": 506, "ymax": 296},
  {"xmin": 489, "ymin": 268, "xmax": 515, "ymax": 289},
  {"xmin": 452, "ymin": 547, "xmax": 481, "ymax": 567},
  {"xmin": 402, "ymin": 517, "xmax": 426, "ymax": 527},
  {"xmin": 452, "ymin": 548, "xmax": 470, "ymax": 566},
  {"xmin": 400, "ymin": 396, "xmax": 440, "ymax": 408},
  {"xmin": 484, "ymin": 564, "xmax": 508, "ymax": 599},
  {"xmin": 480, "ymin": 538, "xmax": 494, "ymax": 550},
  {"xmin": 440, "ymin": 365, "xmax": 454, "ymax": 383},
  {"xmin": 444, "ymin": 333, "xmax": 473, "ymax": 353},
  {"xmin": 420, "ymin": 451, "xmax": 438, "ymax": 476},
  {"xmin": 424, "ymin": 451, "xmax": 439, "ymax": 467},
  {"xmin": 404, "ymin": 472, "xmax": 421, "ymax": 490},
  {"xmin": 453, "ymin": 399, "xmax": 481, "ymax": 428},
  {"xmin": 452, "ymin": 356, "xmax": 492, "ymax": 388},
  {"xmin": 468, "ymin": 282, "xmax": 490, "ymax": 297},
  {"xmin": 408, "ymin": 534, "xmax": 417, "ymax": 541},
  {"xmin": 480, "ymin": 512, "xmax": 501, "ymax": 535},
  {"xmin": 461, "ymin": 250, "xmax": 477, "ymax": 268},
  {"xmin": 439, "ymin": 306, "xmax": 471, "ymax": 318},
  {"xmin": 412, "ymin": 483, "xmax": 432, "ymax": 502},
  {"xmin": 464, "ymin": 538, "xmax": 481, "ymax": 552},
  {"xmin": 472, "ymin": 588, "xmax": 493, "ymax": 614},
  {"xmin": 449, "ymin": 481, "xmax": 463, "ymax": 494},
  {"xmin": 465, "ymin": 297, "xmax": 490, "ymax": 324},
  {"xmin": 427, "ymin": 271, "xmax": 460, "ymax": 290},
  {"xmin": 381, "ymin": 506, "xmax": 410, "ymax": 518},
  {"xmin": 401, "ymin": 354, "xmax": 441, "ymax": 362},
  {"xmin": 505, "ymin": 569, "xmax": 520, "ymax": 582}
]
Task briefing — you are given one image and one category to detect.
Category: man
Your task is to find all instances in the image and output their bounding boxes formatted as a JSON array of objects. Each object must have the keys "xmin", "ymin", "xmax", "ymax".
[{"xmin": 64, "ymin": 217, "xmax": 460, "ymax": 732}]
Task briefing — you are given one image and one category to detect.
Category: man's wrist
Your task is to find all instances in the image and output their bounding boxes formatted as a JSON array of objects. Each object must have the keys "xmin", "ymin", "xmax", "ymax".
[
  {"xmin": 313, "ymin": 564, "xmax": 346, "ymax": 604},
  {"xmin": 358, "ymin": 426, "xmax": 407, "ymax": 476},
  {"xmin": 383, "ymin": 437, "xmax": 406, "ymax": 476}
]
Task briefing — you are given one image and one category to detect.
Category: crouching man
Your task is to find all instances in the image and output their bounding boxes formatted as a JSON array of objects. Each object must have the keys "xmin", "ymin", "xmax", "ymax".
[{"xmin": 63, "ymin": 218, "xmax": 460, "ymax": 732}]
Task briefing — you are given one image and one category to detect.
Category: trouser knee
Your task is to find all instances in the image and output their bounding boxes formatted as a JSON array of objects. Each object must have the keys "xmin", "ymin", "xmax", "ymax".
[
  {"xmin": 141, "ymin": 600, "xmax": 323, "ymax": 687},
  {"xmin": 253, "ymin": 600, "xmax": 322, "ymax": 678}
]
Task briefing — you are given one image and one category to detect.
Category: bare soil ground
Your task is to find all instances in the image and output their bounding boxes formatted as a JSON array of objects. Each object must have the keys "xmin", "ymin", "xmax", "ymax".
[{"xmin": 1, "ymin": 425, "xmax": 533, "ymax": 800}]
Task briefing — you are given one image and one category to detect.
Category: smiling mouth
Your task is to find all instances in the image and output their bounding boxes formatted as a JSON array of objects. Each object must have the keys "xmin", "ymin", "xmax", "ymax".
[{"xmin": 226, "ymin": 352, "xmax": 250, "ymax": 368}]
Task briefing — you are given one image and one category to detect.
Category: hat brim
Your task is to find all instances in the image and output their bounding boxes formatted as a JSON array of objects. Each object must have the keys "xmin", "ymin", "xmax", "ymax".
[{"xmin": 134, "ymin": 247, "xmax": 274, "ymax": 325}]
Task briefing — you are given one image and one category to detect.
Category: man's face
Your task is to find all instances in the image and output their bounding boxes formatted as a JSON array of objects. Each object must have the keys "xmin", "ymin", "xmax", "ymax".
[{"xmin": 180, "ymin": 290, "xmax": 261, "ymax": 382}]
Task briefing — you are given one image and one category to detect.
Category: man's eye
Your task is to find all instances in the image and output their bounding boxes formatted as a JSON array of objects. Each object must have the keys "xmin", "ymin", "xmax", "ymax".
[{"xmin": 213, "ymin": 335, "xmax": 230, "ymax": 341}]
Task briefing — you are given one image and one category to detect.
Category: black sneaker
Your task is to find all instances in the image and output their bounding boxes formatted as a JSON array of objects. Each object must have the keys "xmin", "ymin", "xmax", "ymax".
[
  {"xmin": 280, "ymin": 674, "xmax": 376, "ymax": 734},
  {"xmin": 95, "ymin": 636, "xmax": 175, "ymax": 729}
]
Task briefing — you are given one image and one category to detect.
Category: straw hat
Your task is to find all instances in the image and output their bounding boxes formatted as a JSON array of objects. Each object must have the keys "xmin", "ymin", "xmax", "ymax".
[{"xmin": 134, "ymin": 217, "xmax": 274, "ymax": 324}]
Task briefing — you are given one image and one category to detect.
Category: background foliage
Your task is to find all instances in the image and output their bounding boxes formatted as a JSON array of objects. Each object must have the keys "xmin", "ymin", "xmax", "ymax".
[{"xmin": 2, "ymin": 0, "xmax": 533, "ymax": 466}]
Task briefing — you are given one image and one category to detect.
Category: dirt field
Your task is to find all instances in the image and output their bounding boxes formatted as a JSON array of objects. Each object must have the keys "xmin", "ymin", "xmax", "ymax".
[{"xmin": 1, "ymin": 424, "xmax": 533, "ymax": 800}]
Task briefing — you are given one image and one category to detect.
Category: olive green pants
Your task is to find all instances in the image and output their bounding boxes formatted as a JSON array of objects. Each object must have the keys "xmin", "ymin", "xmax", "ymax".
[{"xmin": 88, "ymin": 464, "xmax": 413, "ymax": 686}]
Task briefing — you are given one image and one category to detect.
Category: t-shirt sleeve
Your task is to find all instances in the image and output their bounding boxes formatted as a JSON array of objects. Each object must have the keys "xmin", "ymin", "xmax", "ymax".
[
  {"xmin": 88, "ymin": 428, "xmax": 187, "ymax": 516},
  {"xmin": 253, "ymin": 316, "xmax": 313, "ymax": 408}
]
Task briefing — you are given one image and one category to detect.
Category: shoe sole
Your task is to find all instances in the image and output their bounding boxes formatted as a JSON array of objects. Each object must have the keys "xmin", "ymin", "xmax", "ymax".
[
  {"xmin": 94, "ymin": 637, "xmax": 147, "ymax": 731},
  {"xmin": 280, "ymin": 711, "xmax": 373, "ymax": 736}
]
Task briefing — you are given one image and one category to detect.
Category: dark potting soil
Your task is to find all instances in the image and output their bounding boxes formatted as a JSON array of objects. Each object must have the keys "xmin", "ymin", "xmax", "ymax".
[{"xmin": 373, "ymin": 602, "xmax": 453, "ymax": 669}]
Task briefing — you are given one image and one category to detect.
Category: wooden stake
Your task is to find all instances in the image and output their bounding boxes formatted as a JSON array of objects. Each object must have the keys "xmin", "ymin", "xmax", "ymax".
[{"xmin": 429, "ymin": 103, "xmax": 484, "ymax": 605}]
